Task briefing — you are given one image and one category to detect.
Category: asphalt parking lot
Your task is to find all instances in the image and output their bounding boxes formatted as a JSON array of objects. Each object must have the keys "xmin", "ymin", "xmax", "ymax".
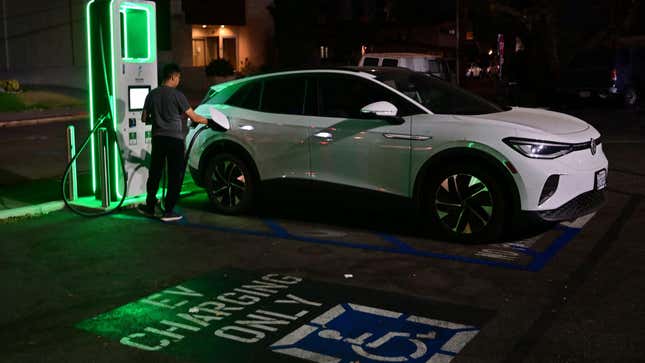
[{"xmin": 1, "ymin": 107, "xmax": 644, "ymax": 363}]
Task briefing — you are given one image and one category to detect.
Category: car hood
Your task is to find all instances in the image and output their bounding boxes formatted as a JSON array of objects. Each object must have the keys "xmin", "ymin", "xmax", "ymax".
[{"xmin": 457, "ymin": 107, "xmax": 590, "ymax": 135}]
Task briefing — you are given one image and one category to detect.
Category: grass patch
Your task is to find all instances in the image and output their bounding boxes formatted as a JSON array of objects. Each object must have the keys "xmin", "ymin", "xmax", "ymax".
[
  {"xmin": 0, "ymin": 93, "xmax": 27, "ymax": 112},
  {"xmin": 0, "ymin": 90, "xmax": 85, "ymax": 112}
]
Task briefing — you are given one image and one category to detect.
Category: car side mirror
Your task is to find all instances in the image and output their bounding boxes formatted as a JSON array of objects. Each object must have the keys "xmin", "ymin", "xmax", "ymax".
[{"xmin": 360, "ymin": 101, "xmax": 404, "ymax": 124}]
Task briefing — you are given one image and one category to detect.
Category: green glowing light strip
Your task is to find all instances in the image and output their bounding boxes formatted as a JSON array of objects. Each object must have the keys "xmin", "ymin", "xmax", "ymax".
[
  {"xmin": 120, "ymin": 2, "xmax": 155, "ymax": 63},
  {"xmin": 109, "ymin": 0, "xmax": 121, "ymax": 199},
  {"xmin": 120, "ymin": 9, "xmax": 128, "ymax": 59},
  {"xmin": 86, "ymin": 0, "xmax": 97, "ymax": 193}
]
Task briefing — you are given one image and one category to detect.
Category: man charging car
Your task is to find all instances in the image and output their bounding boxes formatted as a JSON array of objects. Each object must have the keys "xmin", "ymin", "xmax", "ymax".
[{"xmin": 138, "ymin": 63, "xmax": 208, "ymax": 222}]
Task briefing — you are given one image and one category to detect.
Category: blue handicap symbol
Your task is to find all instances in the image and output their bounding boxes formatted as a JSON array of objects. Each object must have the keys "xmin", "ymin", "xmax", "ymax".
[{"xmin": 271, "ymin": 303, "xmax": 479, "ymax": 363}]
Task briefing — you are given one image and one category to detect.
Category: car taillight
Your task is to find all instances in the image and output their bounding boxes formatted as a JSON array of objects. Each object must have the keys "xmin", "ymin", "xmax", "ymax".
[{"xmin": 610, "ymin": 69, "xmax": 617, "ymax": 82}]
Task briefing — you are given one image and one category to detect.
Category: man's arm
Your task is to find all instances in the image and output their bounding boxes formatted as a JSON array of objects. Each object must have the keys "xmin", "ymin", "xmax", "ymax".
[{"xmin": 185, "ymin": 108, "xmax": 208, "ymax": 124}]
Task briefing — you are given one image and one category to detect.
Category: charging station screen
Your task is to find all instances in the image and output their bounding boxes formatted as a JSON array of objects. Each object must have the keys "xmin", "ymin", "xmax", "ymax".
[{"xmin": 128, "ymin": 86, "xmax": 150, "ymax": 111}]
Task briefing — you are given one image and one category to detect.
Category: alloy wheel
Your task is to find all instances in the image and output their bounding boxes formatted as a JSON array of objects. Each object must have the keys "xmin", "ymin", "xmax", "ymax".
[
  {"xmin": 434, "ymin": 174, "xmax": 493, "ymax": 234},
  {"xmin": 210, "ymin": 158, "xmax": 247, "ymax": 209}
]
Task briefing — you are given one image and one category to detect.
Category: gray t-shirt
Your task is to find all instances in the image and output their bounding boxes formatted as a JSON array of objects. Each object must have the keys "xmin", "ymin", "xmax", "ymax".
[{"xmin": 144, "ymin": 86, "xmax": 191, "ymax": 140}]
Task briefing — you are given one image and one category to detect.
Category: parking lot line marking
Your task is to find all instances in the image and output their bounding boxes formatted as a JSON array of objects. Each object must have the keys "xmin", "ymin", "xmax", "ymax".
[
  {"xmin": 525, "ymin": 226, "xmax": 581, "ymax": 272},
  {"xmin": 125, "ymin": 208, "xmax": 583, "ymax": 272},
  {"xmin": 263, "ymin": 219, "xmax": 291, "ymax": 238},
  {"xmin": 377, "ymin": 233, "xmax": 418, "ymax": 252}
]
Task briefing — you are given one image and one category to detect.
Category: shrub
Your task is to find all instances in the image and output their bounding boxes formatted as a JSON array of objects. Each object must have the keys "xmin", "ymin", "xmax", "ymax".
[
  {"xmin": 0, "ymin": 79, "xmax": 21, "ymax": 92},
  {"xmin": 205, "ymin": 59, "xmax": 234, "ymax": 77}
]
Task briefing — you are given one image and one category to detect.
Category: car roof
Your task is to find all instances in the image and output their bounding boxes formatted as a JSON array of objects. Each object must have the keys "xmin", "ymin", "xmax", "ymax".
[
  {"xmin": 206, "ymin": 67, "xmax": 433, "ymax": 115},
  {"xmin": 361, "ymin": 52, "xmax": 442, "ymax": 59},
  {"xmin": 208, "ymin": 68, "xmax": 386, "ymax": 92}
]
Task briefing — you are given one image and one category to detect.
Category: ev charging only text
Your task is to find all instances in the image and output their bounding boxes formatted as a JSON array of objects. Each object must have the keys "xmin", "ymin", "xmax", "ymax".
[{"xmin": 119, "ymin": 274, "xmax": 322, "ymax": 351}]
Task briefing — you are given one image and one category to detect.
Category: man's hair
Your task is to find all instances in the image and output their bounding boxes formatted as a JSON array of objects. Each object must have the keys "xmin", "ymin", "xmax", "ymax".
[{"xmin": 162, "ymin": 63, "xmax": 181, "ymax": 81}]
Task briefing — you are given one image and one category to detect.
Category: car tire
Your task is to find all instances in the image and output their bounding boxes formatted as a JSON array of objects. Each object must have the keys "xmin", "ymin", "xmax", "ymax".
[
  {"xmin": 204, "ymin": 152, "xmax": 256, "ymax": 215},
  {"xmin": 420, "ymin": 162, "xmax": 507, "ymax": 243}
]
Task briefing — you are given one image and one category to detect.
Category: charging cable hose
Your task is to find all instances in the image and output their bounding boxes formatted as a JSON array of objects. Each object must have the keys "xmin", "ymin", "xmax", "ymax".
[
  {"xmin": 61, "ymin": 118, "xmax": 214, "ymax": 217},
  {"xmin": 61, "ymin": 113, "xmax": 129, "ymax": 217}
]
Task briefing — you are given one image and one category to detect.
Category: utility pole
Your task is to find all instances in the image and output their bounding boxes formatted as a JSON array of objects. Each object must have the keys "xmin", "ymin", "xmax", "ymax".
[
  {"xmin": 69, "ymin": 0, "xmax": 75, "ymax": 65},
  {"xmin": 456, "ymin": 0, "xmax": 460, "ymax": 86},
  {"xmin": 2, "ymin": 0, "xmax": 9, "ymax": 71}
]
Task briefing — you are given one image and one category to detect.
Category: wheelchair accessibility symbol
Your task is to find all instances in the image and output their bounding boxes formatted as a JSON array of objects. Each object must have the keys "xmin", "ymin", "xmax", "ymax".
[{"xmin": 271, "ymin": 303, "xmax": 480, "ymax": 363}]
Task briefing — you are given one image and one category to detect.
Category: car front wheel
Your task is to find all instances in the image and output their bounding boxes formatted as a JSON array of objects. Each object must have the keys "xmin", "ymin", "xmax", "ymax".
[
  {"xmin": 204, "ymin": 153, "xmax": 256, "ymax": 214},
  {"xmin": 421, "ymin": 163, "xmax": 507, "ymax": 243}
]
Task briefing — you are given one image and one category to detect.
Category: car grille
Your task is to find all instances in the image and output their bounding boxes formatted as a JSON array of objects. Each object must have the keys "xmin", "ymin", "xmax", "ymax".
[
  {"xmin": 571, "ymin": 137, "xmax": 602, "ymax": 152},
  {"xmin": 538, "ymin": 190, "xmax": 606, "ymax": 221}
]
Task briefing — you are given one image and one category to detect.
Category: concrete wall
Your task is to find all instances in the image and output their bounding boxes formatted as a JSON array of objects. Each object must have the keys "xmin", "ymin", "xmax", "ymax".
[
  {"xmin": 0, "ymin": 0, "xmax": 87, "ymax": 88},
  {"xmin": 238, "ymin": 0, "xmax": 274, "ymax": 70}
]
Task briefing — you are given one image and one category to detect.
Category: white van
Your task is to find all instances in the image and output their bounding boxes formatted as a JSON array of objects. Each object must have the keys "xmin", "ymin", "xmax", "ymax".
[{"xmin": 358, "ymin": 52, "xmax": 453, "ymax": 82}]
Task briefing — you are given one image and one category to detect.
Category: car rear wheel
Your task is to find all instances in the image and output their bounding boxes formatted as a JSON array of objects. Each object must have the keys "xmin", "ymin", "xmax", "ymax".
[
  {"xmin": 421, "ymin": 163, "xmax": 507, "ymax": 243},
  {"xmin": 204, "ymin": 153, "xmax": 256, "ymax": 214}
]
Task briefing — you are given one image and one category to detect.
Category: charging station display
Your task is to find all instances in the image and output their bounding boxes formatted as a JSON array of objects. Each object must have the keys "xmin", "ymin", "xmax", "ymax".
[{"xmin": 128, "ymin": 86, "xmax": 150, "ymax": 111}]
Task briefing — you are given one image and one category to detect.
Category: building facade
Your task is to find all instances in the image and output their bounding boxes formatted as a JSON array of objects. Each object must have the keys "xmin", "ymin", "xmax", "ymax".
[{"xmin": 0, "ymin": 0, "xmax": 275, "ymax": 92}]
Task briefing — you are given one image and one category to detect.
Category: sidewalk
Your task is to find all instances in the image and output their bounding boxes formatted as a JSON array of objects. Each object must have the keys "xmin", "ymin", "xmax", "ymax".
[{"xmin": 0, "ymin": 107, "xmax": 87, "ymax": 129}]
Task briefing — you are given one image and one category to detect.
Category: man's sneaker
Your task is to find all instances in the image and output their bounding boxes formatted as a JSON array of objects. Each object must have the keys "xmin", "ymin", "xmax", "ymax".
[
  {"xmin": 136, "ymin": 204, "xmax": 155, "ymax": 218},
  {"xmin": 161, "ymin": 211, "xmax": 183, "ymax": 222}
]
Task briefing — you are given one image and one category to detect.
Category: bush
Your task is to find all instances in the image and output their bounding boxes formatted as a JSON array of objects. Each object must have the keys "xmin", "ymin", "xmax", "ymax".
[
  {"xmin": 205, "ymin": 59, "xmax": 234, "ymax": 77},
  {"xmin": 0, "ymin": 79, "xmax": 21, "ymax": 92}
]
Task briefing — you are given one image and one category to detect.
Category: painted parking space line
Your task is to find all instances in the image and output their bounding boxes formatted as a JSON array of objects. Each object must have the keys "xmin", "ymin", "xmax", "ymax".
[
  {"xmin": 78, "ymin": 269, "xmax": 493, "ymax": 363},
  {"xmin": 120, "ymin": 205, "xmax": 590, "ymax": 272}
]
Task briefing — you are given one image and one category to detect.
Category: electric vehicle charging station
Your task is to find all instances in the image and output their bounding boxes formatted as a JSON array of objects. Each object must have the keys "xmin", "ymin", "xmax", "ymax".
[{"xmin": 64, "ymin": 0, "xmax": 158, "ymax": 213}]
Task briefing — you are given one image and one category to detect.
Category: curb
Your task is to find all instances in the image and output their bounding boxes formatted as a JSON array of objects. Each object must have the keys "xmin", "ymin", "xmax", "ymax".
[
  {"xmin": 0, "ymin": 189, "xmax": 199, "ymax": 221},
  {"xmin": 0, "ymin": 201, "xmax": 65, "ymax": 220},
  {"xmin": 0, "ymin": 113, "xmax": 88, "ymax": 128}
]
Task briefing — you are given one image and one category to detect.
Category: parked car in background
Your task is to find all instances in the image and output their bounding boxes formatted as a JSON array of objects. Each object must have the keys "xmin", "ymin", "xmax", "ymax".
[
  {"xmin": 359, "ymin": 52, "xmax": 454, "ymax": 83},
  {"xmin": 188, "ymin": 67, "xmax": 607, "ymax": 243},
  {"xmin": 614, "ymin": 40, "xmax": 645, "ymax": 107},
  {"xmin": 466, "ymin": 63, "xmax": 483, "ymax": 78},
  {"xmin": 557, "ymin": 45, "xmax": 644, "ymax": 107}
]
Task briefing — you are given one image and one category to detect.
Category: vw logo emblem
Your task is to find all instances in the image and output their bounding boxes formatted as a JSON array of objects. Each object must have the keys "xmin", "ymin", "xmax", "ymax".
[{"xmin": 590, "ymin": 138, "xmax": 597, "ymax": 155}]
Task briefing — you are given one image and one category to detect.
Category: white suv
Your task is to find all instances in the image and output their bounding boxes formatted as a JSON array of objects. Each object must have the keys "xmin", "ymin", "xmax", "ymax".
[{"xmin": 188, "ymin": 67, "xmax": 607, "ymax": 242}]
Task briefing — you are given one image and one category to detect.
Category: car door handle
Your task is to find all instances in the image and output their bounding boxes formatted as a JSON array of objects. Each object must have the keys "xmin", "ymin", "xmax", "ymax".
[{"xmin": 383, "ymin": 133, "xmax": 431, "ymax": 141}]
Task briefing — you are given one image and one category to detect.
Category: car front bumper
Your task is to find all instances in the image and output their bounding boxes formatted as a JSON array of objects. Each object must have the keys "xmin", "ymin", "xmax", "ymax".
[
  {"xmin": 537, "ymin": 190, "xmax": 606, "ymax": 221},
  {"xmin": 510, "ymin": 144, "xmax": 609, "ymax": 212}
]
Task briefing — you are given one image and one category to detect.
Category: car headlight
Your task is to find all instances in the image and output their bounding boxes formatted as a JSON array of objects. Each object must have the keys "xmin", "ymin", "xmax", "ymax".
[{"xmin": 503, "ymin": 138, "xmax": 573, "ymax": 159}]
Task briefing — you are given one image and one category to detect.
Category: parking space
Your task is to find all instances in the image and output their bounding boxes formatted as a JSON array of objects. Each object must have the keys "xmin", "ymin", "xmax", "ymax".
[
  {"xmin": 0, "ymin": 182, "xmax": 639, "ymax": 363},
  {"xmin": 151, "ymin": 191, "xmax": 594, "ymax": 272},
  {"xmin": 78, "ymin": 269, "xmax": 493, "ymax": 363}
]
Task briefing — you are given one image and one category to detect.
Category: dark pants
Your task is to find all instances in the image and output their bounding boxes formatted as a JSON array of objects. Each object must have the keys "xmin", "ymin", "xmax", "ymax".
[{"xmin": 146, "ymin": 136, "xmax": 185, "ymax": 213}]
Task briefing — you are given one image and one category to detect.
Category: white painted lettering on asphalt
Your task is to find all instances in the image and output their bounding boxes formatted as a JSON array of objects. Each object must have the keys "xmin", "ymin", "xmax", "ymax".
[{"xmin": 119, "ymin": 274, "xmax": 317, "ymax": 350}]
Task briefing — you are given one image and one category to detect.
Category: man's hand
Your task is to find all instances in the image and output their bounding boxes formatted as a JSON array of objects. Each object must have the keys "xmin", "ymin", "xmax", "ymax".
[{"xmin": 185, "ymin": 108, "xmax": 208, "ymax": 124}]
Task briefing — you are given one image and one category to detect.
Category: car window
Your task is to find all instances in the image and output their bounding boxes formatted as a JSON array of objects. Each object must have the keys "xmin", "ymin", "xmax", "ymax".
[
  {"xmin": 363, "ymin": 57, "xmax": 379, "ymax": 66},
  {"xmin": 428, "ymin": 60, "xmax": 441, "ymax": 73},
  {"xmin": 316, "ymin": 74, "xmax": 423, "ymax": 118},
  {"xmin": 260, "ymin": 76, "xmax": 306, "ymax": 115},
  {"xmin": 381, "ymin": 58, "xmax": 399, "ymax": 67},
  {"xmin": 376, "ymin": 72, "xmax": 509, "ymax": 115},
  {"xmin": 304, "ymin": 77, "xmax": 317, "ymax": 116},
  {"xmin": 225, "ymin": 81, "xmax": 262, "ymax": 110},
  {"xmin": 203, "ymin": 82, "xmax": 243, "ymax": 105}
]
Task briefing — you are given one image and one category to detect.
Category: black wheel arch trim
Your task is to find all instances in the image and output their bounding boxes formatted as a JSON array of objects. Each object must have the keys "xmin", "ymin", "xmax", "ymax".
[{"xmin": 413, "ymin": 147, "xmax": 521, "ymax": 214}]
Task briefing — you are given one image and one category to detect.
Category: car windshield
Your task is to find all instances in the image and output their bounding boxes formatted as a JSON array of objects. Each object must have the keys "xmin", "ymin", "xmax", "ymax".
[{"xmin": 376, "ymin": 72, "xmax": 510, "ymax": 115}]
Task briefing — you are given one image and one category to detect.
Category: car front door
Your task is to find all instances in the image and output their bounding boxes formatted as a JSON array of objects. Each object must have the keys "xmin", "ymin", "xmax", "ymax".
[{"xmin": 307, "ymin": 74, "xmax": 422, "ymax": 197}]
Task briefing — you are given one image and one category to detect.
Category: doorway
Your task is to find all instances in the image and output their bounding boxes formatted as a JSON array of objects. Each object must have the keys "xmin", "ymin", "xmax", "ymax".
[{"xmin": 192, "ymin": 39, "xmax": 206, "ymax": 67}]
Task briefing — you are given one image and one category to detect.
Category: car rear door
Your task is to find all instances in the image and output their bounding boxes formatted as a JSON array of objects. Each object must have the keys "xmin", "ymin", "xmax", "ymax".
[{"xmin": 307, "ymin": 73, "xmax": 419, "ymax": 197}]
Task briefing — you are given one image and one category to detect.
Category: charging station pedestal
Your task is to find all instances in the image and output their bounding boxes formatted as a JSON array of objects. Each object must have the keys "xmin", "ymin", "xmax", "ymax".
[{"xmin": 73, "ymin": 0, "xmax": 157, "ymax": 210}]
